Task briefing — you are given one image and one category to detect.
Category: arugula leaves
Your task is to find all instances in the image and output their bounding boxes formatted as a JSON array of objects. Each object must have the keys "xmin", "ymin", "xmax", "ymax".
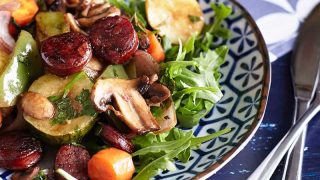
[
  {"xmin": 132, "ymin": 128, "xmax": 232, "ymax": 180},
  {"xmin": 159, "ymin": 3, "xmax": 231, "ymax": 128},
  {"xmin": 160, "ymin": 45, "xmax": 228, "ymax": 127}
]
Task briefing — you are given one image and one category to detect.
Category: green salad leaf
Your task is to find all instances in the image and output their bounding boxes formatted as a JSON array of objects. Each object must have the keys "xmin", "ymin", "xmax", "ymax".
[
  {"xmin": 159, "ymin": 2, "xmax": 231, "ymax": 128},
  {"xmin": 160, "ymin": 45, "xmax": 228, "ymax": 127},
  {"xmin": 132, "ymin": 128, "xmax": 232, "ymax": 180},
  {"xmin": 194, "ymin": 3, "xmax": 232, "ymax": 56}
]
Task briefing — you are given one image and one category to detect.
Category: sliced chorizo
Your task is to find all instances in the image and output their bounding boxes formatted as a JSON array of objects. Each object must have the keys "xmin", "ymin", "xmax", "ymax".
[
  {"xmin": 55, "ymin": 144, "xmax": 90, "ymax": 180},
  {"xmin": 41, "ymin": 32, "xmax": 92, "ymax": 76},
  {"xmin": 99, "ymin": 124, "xmax": 134, "ymax": 153},
  {"xmin": 0, "ymin": 131, "xmax": 42, "ymax": 170},
  {"xmin": 89, "ymin": 16, "xmax": 139, "ymax": 64}
]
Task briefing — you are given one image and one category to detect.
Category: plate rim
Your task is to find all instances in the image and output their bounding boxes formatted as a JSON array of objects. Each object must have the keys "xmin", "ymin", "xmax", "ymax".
[{"xmin": 194, "ymin": 0, "xmax": 271, "ymax": 179}]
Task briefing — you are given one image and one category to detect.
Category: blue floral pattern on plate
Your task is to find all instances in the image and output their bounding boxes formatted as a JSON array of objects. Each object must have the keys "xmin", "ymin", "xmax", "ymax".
[
  {"xmin": 154, "ymin": 0, "xmax": 270, "ymax": 179},
  {"xmin": 0, "ymin": 0, "xmax": 270, "ymax": 179}
]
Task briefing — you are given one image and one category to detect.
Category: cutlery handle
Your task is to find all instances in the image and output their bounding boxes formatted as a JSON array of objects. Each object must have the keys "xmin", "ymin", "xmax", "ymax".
[
  {"xmin": 283, "ymin": 129, "xmax": 306, "ymax": 180},
  {"xmin": 248, "ymin": 94, "xmax": 320, "ymax": 180},
  {"xmin": 282, "ymin": 99, "xmax": 310, "ymax": 180}
]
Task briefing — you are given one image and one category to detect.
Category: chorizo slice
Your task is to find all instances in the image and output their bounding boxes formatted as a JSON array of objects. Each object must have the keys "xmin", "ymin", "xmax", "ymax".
[
  {"xmin": 89, "ymin": 16, "xmax": 139, "ymax": 64},
  {"xmin": 0, "ymin": 131, "xmax": 42, "ymax": 170},
  {"xmin": 41, "ymin": 32, "xmax": 92, "ymax": 76},
  {"xmin": 99, "ymin": 124, "xmax": 134, "ymax": 154},
  {"xmin": 55, "ymin": 144, "xmax": 90, "ymax": 180}
]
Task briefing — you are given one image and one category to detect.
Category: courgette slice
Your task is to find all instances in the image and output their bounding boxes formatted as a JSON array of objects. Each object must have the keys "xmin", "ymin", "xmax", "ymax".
[
  {"xmin": 24, "ymin": 73, "xmax": 96, "ymax": 145},
  {"xmin": 145, "ymin": 0, "xmax": 204, "ymax": 44}
]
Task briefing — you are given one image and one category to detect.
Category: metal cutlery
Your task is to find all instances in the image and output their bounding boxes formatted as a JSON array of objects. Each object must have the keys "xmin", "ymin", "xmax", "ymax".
[
  {"xmin": 249, "ymin": 3, "xmax": 320, "ymax": 180},
  {"xmin": 283, "ymin": 3, "xmax": 320, "ymax": 180},
  {"xmin": 248, "ymin": 74, "xmax": 320, "ymax": 180}
]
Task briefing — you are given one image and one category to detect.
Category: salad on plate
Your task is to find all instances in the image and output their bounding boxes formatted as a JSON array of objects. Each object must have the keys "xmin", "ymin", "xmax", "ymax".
[{"xmin": 0, "ymin": 0, "xmax": 233, "ymax": 179}]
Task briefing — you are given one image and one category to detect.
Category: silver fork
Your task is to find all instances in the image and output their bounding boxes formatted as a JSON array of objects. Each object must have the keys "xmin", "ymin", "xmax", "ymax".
[{"xmin": 248, "ymin": 73, "xmax": 320, "ymax": 180}]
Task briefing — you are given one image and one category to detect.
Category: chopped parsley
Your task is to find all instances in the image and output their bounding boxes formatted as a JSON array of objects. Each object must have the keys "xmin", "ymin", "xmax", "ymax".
[
  {"xmin": 49, "ymin": 89, "xmax": 97, "ymax": 125},
  {"xmin": 76, "ymin": 89, "xmax": 97, "ymax": 116},
  {"xmin": 188, "ymin": 15, "xmax": 201, "ymax": 23},
  {"xmin": 33, "ymin": 169, "xmax": 47, "ymax": 180}
]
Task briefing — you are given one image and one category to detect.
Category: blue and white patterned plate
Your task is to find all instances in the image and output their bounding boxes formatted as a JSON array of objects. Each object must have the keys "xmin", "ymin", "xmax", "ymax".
[
  {"xmin": 0, "ymin": 0, "xmax": 270, "ymax": 179},
  {"xmin": 153, "ymin": 0, "xmax": 270, "ymax": 179}
]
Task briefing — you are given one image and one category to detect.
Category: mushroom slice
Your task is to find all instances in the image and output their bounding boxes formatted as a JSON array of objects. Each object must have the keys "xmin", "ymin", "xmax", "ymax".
[
  {"xmin": 21, "ymin": 92, "xmax": 55, "ymax": 120},
  {"xmin": 154, "ymin": 98, "xmax": 177, "ymax": 134},
  {"xmin": 87, "ymin": 3, "xmax": 111, "ymax": 17},
  {"xmin": 65, "ymin": 13, "xmax": 88, "ymax": 35},
  {"xmin": 144, "ymin": 83, "xmax": 171, "ymax": 105},
  {"xmin": 77, "ymin": 6, "xmax": 120, "ymax": 27},
  {"xmin": 84, "ymin": 57, "xmax": 104, "ymax": 80},
  {"xmin": 129, "ymin": 50, "xmax": 160, "ymax": 78},
  {"xmin": 91, "ymin": 78, "xmax": 160, "ymax": 134}
]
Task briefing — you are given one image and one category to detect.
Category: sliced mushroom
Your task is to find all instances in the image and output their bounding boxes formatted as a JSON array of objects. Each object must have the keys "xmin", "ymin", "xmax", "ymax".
[
  {"xmin": 144, "ymin": 83, "xmax": 171, "ymax": 105},
  {"xmin": 137, "ymin": 74, "xmax": 158, "ymax": 94},
  {"xmin": 87, "ymin": 3, "xmax": 111, "ymax": 17},
  {"xmin": 79, "ymin": 0, "xmax": 93, "ymax": 17},
  {"xmin": 77, "ymin": 6, "xmax": 120, "ymax": 27},
  {"xmin": 154, "ymin": 98, "xmax": 177, "ymax": 134},
  {"xmin": 83, "ymin": 57, "xmax": 104, "ymax": 80},
  {"xmin": 91, "ymin": 77, "xmax": 160, "ymax": 134},
  {"xmin": 128, "ymin": 50, "xmax": 160, "ymax": 78},
  {"xmin": 21, "ymin": 92, "xmax": 55, "ymax": 120},
  {"xmin": 64, "ymin": 13, "xmax": 88, "ymax": 35}
]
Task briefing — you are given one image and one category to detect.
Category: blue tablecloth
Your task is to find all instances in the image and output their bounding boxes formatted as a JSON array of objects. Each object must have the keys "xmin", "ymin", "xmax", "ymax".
[{"xmin": 210, "ymin": 1, "xmax": 320, "ymax": 179}]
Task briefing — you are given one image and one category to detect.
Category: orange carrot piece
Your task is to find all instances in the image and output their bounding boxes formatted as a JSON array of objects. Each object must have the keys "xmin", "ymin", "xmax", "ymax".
[
  {"xmin": 12, "ymin": 0, "xmax": 38, "ymax": 27},
  {"xmin": 147, "ymin": 32, "xmax": 165, "ymax": 62},
  {"xmin": 88, "ymin": 148, "xmax": 135, "ymax": 180}
]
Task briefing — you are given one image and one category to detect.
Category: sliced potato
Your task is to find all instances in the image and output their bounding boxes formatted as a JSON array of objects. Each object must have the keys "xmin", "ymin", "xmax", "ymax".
[{"xmin": 146, "ymin": 0, "xmax": 204, "ymax": 44}]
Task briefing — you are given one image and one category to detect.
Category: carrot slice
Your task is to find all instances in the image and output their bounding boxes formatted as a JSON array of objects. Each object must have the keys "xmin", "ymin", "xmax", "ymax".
[
  {"xmin": 12, "ymin": 0, "xmax": 39, "ymax": 27},
  {"xmin": 88, "ymin": 148, "xmax": 135, "ymax": 180},
  {"xmin": 147, "ymin": 32, "xmax": 165, "ymax": 62}
]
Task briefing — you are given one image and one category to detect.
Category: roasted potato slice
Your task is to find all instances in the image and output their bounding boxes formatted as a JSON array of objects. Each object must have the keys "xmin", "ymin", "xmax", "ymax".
[{"xmin": 146, "ymin": 0, "xmax": 204, "ymax": 44}]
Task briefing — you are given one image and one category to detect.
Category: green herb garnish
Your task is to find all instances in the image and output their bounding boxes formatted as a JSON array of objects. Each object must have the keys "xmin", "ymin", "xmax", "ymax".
[
  {"xmin": 188, "ymin": 15, "xmax": 201, "ymax": 23},
  {"xmin": 75, "ymin": 89, "xmax": 97, "ymax": 116},
  {"xmin": 49, "ymin": 89, "xmax": 97, "ymax": 125},
  {"xmin": 50, "ymin": 96, "xmax": 76, "ymax": 125},
  {"xmin": 33, "ymin": 169, "xmax": 48, "ymax": 180}
]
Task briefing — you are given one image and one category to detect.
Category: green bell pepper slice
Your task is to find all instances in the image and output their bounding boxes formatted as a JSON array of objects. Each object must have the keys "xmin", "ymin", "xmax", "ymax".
[{"xmin": 0, "ymin": 30, "xmax": 44, "ymax": 107}]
